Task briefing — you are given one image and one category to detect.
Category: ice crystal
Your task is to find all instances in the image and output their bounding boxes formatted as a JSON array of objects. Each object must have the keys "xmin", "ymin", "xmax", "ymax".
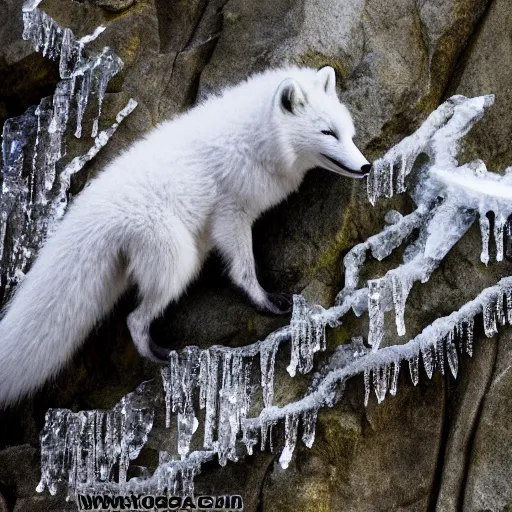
[
  {"xmin": 288, "ymin": 295, "xmax": 327, "ymax": 376},
  {"xmin": 301, "ymin": 408, "xmax": 318, "ymax": 449},
  {"xmin": 37, "ymin": 382, "xmax": 155, "ymax": 498},
  {"xmin": 1, "ymin": 0, "xmax": 130, "ymax": 296},
  {"xmin": 279, "ymin": 414, "xmax": 299, "ymax": 469},
  {"xmin": 260, "ymin": 340, "xmax": 278, "ymax": 407}
]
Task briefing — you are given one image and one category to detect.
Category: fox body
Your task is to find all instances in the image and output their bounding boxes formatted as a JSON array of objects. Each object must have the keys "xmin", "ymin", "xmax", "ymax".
[{"xmin": 0, "ymin": 66, "xmax": 370, "ymax": 406}]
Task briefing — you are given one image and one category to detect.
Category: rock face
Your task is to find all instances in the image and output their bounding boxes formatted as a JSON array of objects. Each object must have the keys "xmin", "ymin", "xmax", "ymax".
[{"xmin": 1, "ymin": 0, "xmax": 512, "ymax": 510}]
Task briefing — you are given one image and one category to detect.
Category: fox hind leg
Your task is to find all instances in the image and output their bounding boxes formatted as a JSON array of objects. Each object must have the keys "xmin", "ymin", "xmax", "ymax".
[{"xmin": 126, "ymin": 223, "xmax": 200, "ymax": 362}]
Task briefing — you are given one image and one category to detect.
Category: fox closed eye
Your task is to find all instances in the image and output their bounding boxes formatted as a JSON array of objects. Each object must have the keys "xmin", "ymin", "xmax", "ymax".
[{"xmin": 321, "ymin": 129, "xmax": 338, "ymax": 139}]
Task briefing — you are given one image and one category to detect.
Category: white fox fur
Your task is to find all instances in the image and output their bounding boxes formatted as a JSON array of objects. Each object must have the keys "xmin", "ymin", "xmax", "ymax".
[{"xmin": 0, "ymin": 66, "xmax": 370, "ymax": 406}]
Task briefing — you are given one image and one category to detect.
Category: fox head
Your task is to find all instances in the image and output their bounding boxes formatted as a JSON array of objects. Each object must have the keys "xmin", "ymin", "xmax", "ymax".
[{"xmin": 274, "ymin": 66, "xmax": 371, "ymax": 178}]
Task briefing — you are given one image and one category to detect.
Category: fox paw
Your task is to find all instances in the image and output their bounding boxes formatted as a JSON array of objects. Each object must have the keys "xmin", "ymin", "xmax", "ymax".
[{"xmin": 259, "ymin": 292, "xmax": 293, "ymax": 315}]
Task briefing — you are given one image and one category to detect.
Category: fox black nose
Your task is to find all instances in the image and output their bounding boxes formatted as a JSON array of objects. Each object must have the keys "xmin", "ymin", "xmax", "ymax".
[{"xmin": 361, "ymin": 164, "xmax": 371, "ymax": 175}]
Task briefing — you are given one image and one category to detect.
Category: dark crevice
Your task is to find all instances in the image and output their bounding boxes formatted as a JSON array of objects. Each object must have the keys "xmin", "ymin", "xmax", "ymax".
[
  {"xmin": 0, "ymin": 482, "xmax": 15, "ymax": 512},
  {"xmin": 427, "ymin": 372, "xmax": 450, "ymax": 512},
  {"xmin": 441, "ymin": 0, "xmax": 496, "ymax": 100},
  {"xmin": 456, "ymin": 334, "xmax": 500, "ymax": 512},
  {"xmin": 155, "ymin": 0, "xmax": 227, "ymax": 119},
  {"xmin": 255, "ymin": 454, "xmax": 277, "ymax": 512},
  {"xmin": 182, "ymin": 6, "xmax": 213, "ymax": 53},
  {"xmin": 427, "ymin": 318, "xmax": 500, "ymax": 511},
  {"xmin": 154, "ymin": 0, "xmax": 208, "ymax": 54},
  {"xmin": 183, "ymin": 0, "xmax": 229, "ymax": 105},
  {"xmin": 153, "ymin": 1, "xmax": 211, "ymax": 116}
]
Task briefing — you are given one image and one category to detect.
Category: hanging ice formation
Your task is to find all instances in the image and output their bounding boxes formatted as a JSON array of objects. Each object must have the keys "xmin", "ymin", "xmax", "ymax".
[
  {"xmin": 0, "ymin": 0, "xmax": 136, "ymax": 298},
  {"xmin": 37, "ymin": 382, "xmax": 156, "ymax": 498},
  {"xmin": 159, "ymin": 296, "xmax": 328, "ymax": 468},
  {"xmin": 33, "ymin": 79, "xmax": 512, "ymax": 503}
]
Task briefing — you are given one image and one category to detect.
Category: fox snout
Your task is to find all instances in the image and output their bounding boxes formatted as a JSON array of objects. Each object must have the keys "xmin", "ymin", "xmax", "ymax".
[
  {"xmin": 319, "ymin": 139, "xmax": 371, "ymax": 179},
  {"xmin": 341, "ymin": 138, "xmax": 371, "ymax": 177}
]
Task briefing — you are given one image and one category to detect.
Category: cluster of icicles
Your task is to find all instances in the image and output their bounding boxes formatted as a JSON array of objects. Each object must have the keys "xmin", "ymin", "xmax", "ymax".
[
  {"xmin": 37, "ymin": 295, "xmax": 330, "ymax": 499},
  {"xmin": 159, "ymin": 294, "xmax": 328, "ymax": 471},
  {"xmin": 0, "ymin": 0, "xmax": 136, "ymax": 294},
  {"xmin": 37, "ymin": 383, "xmax": 155, "ymax": 497}
]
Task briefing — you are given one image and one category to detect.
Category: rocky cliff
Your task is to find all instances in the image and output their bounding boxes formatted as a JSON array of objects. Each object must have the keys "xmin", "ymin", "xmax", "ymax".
[{"xmin": 0, "ymin": 0, "xmax": 511, "ymax": 510}]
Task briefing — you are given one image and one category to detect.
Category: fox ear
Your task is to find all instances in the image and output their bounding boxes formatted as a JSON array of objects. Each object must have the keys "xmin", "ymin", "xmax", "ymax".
[
  {"xmin": 317, "ymin": 66, "xmax": 336, "ymax": 96},
  {"xmin": 276, "ymin": 78, "xmax": 306, "ymax": 115}
]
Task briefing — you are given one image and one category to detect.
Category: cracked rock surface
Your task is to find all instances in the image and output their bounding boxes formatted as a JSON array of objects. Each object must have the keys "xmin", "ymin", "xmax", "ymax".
[{"xmin": 1, "ymin": 0, "xmax": 512, "ymax": 510}]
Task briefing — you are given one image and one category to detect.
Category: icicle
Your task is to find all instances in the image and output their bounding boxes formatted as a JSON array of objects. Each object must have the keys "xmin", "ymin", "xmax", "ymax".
[
  {"xmin": 166, "ymin": 348, "xmax": 199, "ymax": 458},
  {"xmin": 90, "ymin": 49, "xmax": 121, "ymax": 137},
  {"xmin": 237, "ymin": 357, "xmax": 252, "ymax": 429},
  {"xmin": 392, "ymin": 273, "xmax": 413, "ymax": 336},
  {"xmin": 456, "ymin": 320, "xmax": 464, "ymax": 354},
  {"xmin": 506, "ymin": 287, "xmax": 512, "ymax": 325},
  {"xmin": 168, "ymin": 351, "xmax": 181, "ymax": 413},
  {"xmin": 496, "ymin": 291, "xmax": 506, "ymax": 326},
  {"xmin": 466, "ymin": 318, "xmax": 474, "ymax": 356},
  {"xmin": 75, "ymin": 68, "xmax": 92, "ymax": 138},
  {"xmin": 301, "ymin": 409, "xmax": 318, "ymax": 448},
  {"xmin": 373, "ymin": 365, "xmax": 388, "ymax": 404},
  {"xmin": 396, "ymin": 154, "xmax": 408, "ymax": 193},
  {"xmin": 59, "ymin": 28, "xmax": 74, "ymax": 78},
  {"xmin": 381, "ymin": 160, "xmax": 393, "ymax": 198},
  {"xmin": 37, "ymin": 383, "xmax": 154, "ymax": 496},
  {"xmin": 368, "ymin": 278, "xmax": 386, "ymax": 351},
  {"xmin": 177, "ymin": 412, "xmax": 199, "ymax": 458},
  {"xmin": 279, "ymin": 414, "xmax": 299, "ymax": 469},
  {"xmin": 311, "ymin": 312, "xmax": 327, "ymax": 352},
  {"xmin": 203, "ymin": 351, "xmax": 219, "ymax": 449},
  {"xmin": 389, "ymin": 360, "xmax": 400, "ymax": 396},
  {"xmin": 299, "ymin": 312, "xmax": 314, "ymax": 375},
  {"xmin": 260, "ymin": 420, "xmax": 269, "ymax": 452},
  {"xmin": 287, "ymin": 295, "xmax": 320, "ymax": 376},
  {"xmin": 446, "ymin": 330, "xmax": 458, "ymax": 378},
  {"xmin": 506, "ymin": 217, "xmax": 512, "ymax": 259},
  {"xmin": 242, "ymin": 427, "xmax": 258, "ymax": 456},
  {"xmin": 288, "ymin": 295, "xmax": 305, "ymax": 377},
  {"xmin": 495, "ymin": 213, "xmax": 506, "ymax": 262},
  {"xmin": 161, "ymin": 365, "xmax": 172, "ymax": 428},
  {"xmin": 181, "ymin": 466, "xmax": 196, "ymax": 497},
  {"xmin": 260, "ymin": 341, "xmax": 278, "ymax": 408},
  {"xmin": 483, "ymin": 300, "xmax": 498, "ymax": 337},
  {"xmin": 217, "ymin": 352, "xmax": 241, "ymax": 466},
  {"xmin": 422, "ymin": 346, "xmax": 434, "ymax": 379},
  {"xmin": 367, "ymin": 160, "xmax": 381, "ymax": 206},
  {"xmin": 436, "ymin": 336, "xmax": 445, "ymax": 375},
  {"xmin": 363, "ymin": 368, "xmax": 370, "ymax": 407},
  {"xmin": 269, "ymin": 422, "xmax": 276, "ymax": 453},
  {"xmin": 409, "ymin": 354, "xmax": 419, "ymax": 386},
  {"xmin": 3, "ymin": 0, "xmax": 132, "ymax": 294},
  {"xmin": 480, "ymin": 214, "xmax": 490, "ymax": 265},
  {"xmin": 198, "ymin": 350, "xmax": 209, "ymax": 410}
]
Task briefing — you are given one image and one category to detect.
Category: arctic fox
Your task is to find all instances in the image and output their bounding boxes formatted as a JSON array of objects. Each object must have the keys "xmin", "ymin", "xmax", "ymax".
[{"xmin": 0, "ymin": 65, "xmax": 370, "ymax": 406}]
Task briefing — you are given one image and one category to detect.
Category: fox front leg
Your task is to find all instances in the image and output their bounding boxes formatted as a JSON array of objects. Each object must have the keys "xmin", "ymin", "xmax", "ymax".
[{"xmin": 212, "ymin": 207, "xmax": 293, "ymax": 315}]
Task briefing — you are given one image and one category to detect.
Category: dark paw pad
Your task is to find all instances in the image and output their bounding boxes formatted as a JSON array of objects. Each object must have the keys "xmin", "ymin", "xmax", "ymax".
[
  {"xmin": 260, "ymin": 292, "xmax": 294, "ymax": 315},
  {"xmin": 149, "ymin": 340, "xmax": 171, "ymax": 364}
]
